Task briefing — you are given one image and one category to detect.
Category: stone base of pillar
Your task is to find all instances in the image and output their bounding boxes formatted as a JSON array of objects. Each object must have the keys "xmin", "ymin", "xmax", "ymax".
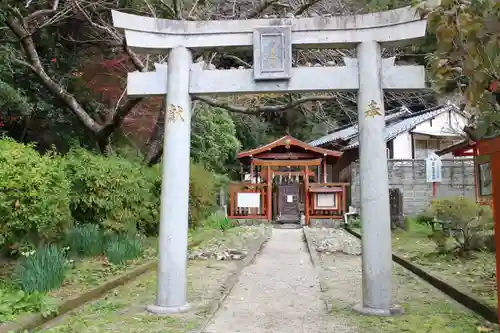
[
  {"xmin": 353, "ymin": 303, "xmax": 404, "ymax": 317},
  {"xmin": 146, "ymin": 303, "xmax": 190, "ymax": 315}
]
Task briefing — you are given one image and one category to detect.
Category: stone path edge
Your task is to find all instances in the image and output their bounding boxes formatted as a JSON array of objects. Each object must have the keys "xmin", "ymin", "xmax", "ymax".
[
  {"xmin": 303, "ymin": 227, "xmax": 333, "ymax": 312},
  {"xmin": 194, "ymin": 227, "xmax": 272, "ymax": 333},
  {"xmin": 0, "ymin": 236, "xmax": 215, "ymax": 333}
]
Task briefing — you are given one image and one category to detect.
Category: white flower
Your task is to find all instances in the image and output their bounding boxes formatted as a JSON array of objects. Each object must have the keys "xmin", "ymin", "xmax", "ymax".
[{"xmin": 21, "ymin": 250, "xmax": 36, "ymax": 257}]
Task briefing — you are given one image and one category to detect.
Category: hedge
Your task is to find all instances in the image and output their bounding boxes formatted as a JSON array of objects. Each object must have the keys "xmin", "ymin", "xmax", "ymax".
[
  {"xmin": 0, "ymin": 139, "xmax": 71, "ymax": 254},
  {"xmin": 0, "ymin": 139, "xmax": 219, "ymax": 252}
]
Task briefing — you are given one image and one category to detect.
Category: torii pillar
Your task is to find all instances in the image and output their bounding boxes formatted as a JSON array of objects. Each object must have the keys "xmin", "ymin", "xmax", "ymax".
[{"xmin": 112, "ymin": 6, "xmax": 432, "ymax": 316}]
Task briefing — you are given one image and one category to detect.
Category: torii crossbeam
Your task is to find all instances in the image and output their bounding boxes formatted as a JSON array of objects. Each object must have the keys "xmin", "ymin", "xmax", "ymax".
[{"xmin": 112, "ymin": 5, "xmax": 431, "ymax": 317}]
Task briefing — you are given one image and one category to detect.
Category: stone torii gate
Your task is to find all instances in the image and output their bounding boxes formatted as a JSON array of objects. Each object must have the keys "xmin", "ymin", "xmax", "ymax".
[{"xmin": 112, "ymin": 7, "xmax": 429, "ymax": 316}]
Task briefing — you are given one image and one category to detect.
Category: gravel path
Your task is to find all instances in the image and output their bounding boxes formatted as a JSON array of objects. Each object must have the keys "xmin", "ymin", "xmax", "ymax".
[{"xmin": 203, "ymin": 229, "xmax": 357, "ymax": 333}]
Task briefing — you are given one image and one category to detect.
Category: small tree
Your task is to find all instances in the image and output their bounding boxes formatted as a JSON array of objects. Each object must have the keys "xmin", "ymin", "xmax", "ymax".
[{"xmin": 426, "ymin": 197, "xmax": 493, "ymax": 256}]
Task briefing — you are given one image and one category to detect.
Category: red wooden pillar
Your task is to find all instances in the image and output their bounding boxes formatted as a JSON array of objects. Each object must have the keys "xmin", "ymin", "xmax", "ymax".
[
  {"xmin": 473, "ymin": 145, "xmax": 479, "ymax": 201},
  {"xmin": 250, "ymin": 160, "xmax": 254, "ymax": 183},
  {"xmin": 491, "ymin": 153, "xmax": 500, "ymax": 327},
  {"xmin": 477, "ymin": 136, "xmax": 500, "ymax": 327},
  {"xmin": 266, "ymin": 166, "xmax": 272, "ymax": 221},
  {"xmin": 304, "ymin": 166, "xmax": 310, "ymax": 225}
]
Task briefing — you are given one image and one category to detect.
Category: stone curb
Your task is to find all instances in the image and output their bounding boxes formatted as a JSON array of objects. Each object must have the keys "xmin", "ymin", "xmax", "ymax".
[
  {"xmin": 0, "ymin": 260, "xmax": 157, "ymax": 333},
  {"xmin": 303, "ymin": 227, "xmax": 333, "ymax": 312},
  {"xmin": 194, "ymin": 227, "xmax": 272, "ymax": 333}
]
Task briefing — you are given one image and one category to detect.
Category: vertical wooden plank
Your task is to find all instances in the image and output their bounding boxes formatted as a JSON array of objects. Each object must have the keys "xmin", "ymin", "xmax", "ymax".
[
  {"xmin": 342, "ymin": 184, "xmax": 347, "ymax": 214},
  {"xmin": 266, "ymin": 166, "xmax": 272, "ymax": 221},
  {"xmin": 229, "ymin": 185, "xmax": 235, "ymax": 217},
  {"xmin": 491, "ymin": 153, "xmax": 500, "ymax": 327},
  {"xmin": 473, "ymin": 145, "xmax": 479, "ymax": 201},
  {"xmin": 304, "ymin": 166, "xmax": 310, "ymax": 225},
  {"xmin": 250, "ymin": 160, "xmax": 254, "ymax": 183}
]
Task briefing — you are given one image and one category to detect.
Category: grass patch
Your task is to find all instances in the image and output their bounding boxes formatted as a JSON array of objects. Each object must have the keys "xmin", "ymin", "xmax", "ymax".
[
  {"xmin": 341, "ymin": 265, "xmax": 492, "ymax": 333},
  {"xmin": 392, "ymin": 220, "xmax": 497, "ymax": 308},
  {"xmin": 352, "ymin": 220, "xmax": 497, "ymax": 308}
]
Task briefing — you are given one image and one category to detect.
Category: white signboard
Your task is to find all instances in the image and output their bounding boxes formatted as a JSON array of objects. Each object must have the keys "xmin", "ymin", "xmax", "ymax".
[
  {"xmin": 237, "ymin": 192, "xmax": 261, "ymax": 208},
  {"xmin": 286, "ymin": 195, "xmax": 293, "ymax": 203},
  {"xmin": 425, "ymin": 153, "xmax": 442, "ymax": 183},
  {"xmin": 316, "ymin": 193, "xmax": 337, "ymax": 209}
]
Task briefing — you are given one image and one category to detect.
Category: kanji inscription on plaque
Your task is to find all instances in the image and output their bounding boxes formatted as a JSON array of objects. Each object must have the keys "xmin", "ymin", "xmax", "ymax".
[
  {"xmin": 261, "ymin": 34, "xmax": 284, "ymax": 71},
  {"xmin": 253, "ymin": 26, "xmax": 292, "ymax": 80}
]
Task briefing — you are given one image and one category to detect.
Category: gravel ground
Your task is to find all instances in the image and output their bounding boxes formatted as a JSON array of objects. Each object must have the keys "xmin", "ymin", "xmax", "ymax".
[{"xmin": 203, "ymin": 229, "xmax": 358, "ymax": 333}]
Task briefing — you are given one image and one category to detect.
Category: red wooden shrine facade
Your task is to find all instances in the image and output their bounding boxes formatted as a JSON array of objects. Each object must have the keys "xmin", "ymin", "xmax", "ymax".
[{"xmin": 227, "ymin": 135, "xmax": 348, "ymax": 225}]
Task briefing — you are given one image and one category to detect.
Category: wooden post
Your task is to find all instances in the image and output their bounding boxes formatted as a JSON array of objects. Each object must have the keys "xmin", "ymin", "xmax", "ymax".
[
  {"xmin": 492, "ymin": 153, "xmax": 500, "ymax": 328},
  {"xmin": 473, "ymin": 145, "xmax": 479, "ymax": 201},
  {"xmin": 266, "ymin": 166, "xmax": 272, "ymax": 221},
  {"xmin": 250, "ymin": 160, "xmax": 254, "ymax": 183},
  {"xmin": 229, "ymin": 185, "xmax": 235, "ymax": 217},
  {"xmin": 432, "ymin": 182, "xmax": 438, "ymax": 199},
  {"xmin": 322, "ymin": 158, "xmax": 327, "ymax": 183},
  {"xmin": 476, "ymin": 136, "xmax": 500, "ymax": 326},
  {"xmin": 342, "ymin": 184, "xmax": 347, "ymax": 214},
  {"xmin": 304, "ymin": 166, "xmax": 310, "ymax": 225}
]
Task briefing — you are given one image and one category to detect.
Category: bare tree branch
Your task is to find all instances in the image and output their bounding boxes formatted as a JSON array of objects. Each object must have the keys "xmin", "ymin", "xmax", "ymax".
[
  {"xmin": 294, "ymin": 0, "xmax": 322, "ymax": 16},
  {"xmin": 246, "ymin": 0, "xmax": 280, "ymax": 19},
  {"xmin": 6, "ymin": 13, "xmax": 102, "ymax": 133},
  {"xmin": 192, "ymin": 95, "xmax": 337, "ymax": 115}
]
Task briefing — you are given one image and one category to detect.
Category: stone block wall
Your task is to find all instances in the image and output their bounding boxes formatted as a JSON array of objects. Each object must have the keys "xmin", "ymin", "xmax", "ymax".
[{"xmin": 350, "ymin": 159, "xmax": 475, "ymax": 216}]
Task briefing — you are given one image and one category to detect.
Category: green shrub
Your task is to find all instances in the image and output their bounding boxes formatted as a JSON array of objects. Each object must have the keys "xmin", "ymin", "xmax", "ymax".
[
  {"xmin": 150, "ymin": 162, "xmax": 218, "ymax": 229},
  {"xmin": 425, "ymin": 197, "xmax": 494, "ymax": 255},
  {"xmin": 15, "ymin": 245, "xmax": 68, "ymax": 293},
  {"xmin": 414, "ymin": 213, "xmax": 434, "ymax": 227},
  {"xmin": 189, "ymin": 163, "xmax": 217, "ymax": 228},
  {"xmin": 350, "ymin": 216, "xmax": 361, "ymax": 228},
  {"xmin": 204, "ymin": 212, "xmax": 233, "ymax": 231},
  {"xmin": 0, "ymin": 289, "xmax": 58, "ymax": 323},
  {"xmin": 0, "ymin": 139, "xmax": 71, "ymax": 253},
  {"xmin": 64, "ymin": 149, "xmax": 158, "ymax": 234},
  {"xmin": 65, "ymin": 224, "xmax": 105, "ymax": 257},
  {"xmin": 104, "ymin": 235, "xmax": 144, "ymax": 265}
]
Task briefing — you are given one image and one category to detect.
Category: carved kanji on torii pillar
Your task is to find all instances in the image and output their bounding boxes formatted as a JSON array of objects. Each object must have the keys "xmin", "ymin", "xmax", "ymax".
[{"xmin": 112, "ymin": 5, "xmax": 432, "ymax": 316}]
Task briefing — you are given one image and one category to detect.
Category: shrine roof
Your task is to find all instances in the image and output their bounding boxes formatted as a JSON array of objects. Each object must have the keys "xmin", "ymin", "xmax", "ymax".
[
  {"xmin": 236, "ymin": 135, "xmax": 342, "ymax": 159},
  {"xmin": 309, "ymin": 103, "xmax": 470, "ymax": 151},
  {"xmin": 435, "ymin": 139, "xmax": 475, "ymax": 157}
]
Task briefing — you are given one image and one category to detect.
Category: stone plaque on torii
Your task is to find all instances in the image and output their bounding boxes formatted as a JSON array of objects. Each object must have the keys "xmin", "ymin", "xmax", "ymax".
[{"xmin": 112, "ymin": 6, "xmax": 430, "ymax": 316}]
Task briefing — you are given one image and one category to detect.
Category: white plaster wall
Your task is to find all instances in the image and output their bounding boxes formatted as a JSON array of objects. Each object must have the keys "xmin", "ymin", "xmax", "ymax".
[
  {"xmin": 392, "ymin": 132, "xmax": 413, "ymax": 159},
  {"xmin": 391, "ymin": 111, "xmax": 468, "ymax": 159},
  {"xmin": 412, "ymin": 110, "xmax": 467, "ymax": 136}
]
